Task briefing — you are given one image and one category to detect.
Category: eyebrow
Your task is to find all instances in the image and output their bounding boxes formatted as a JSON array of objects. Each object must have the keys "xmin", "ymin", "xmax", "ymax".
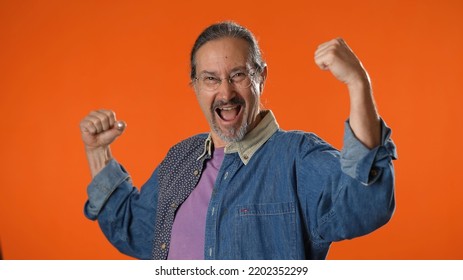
[{"xmin": 198, "ymin": 66, "xmax": 248, "ymax": 77}]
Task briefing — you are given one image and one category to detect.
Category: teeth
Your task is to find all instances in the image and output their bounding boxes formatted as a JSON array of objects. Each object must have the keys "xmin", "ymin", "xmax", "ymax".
[{"xmin": 220, "ymin": 106, "xmax": 238, "ymax": 111}]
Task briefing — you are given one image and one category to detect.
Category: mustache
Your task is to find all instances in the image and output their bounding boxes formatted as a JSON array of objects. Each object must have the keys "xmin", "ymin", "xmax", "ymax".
[{"xmin": 212, "ymin": 97, "xmax": 245, "ymax": 111}]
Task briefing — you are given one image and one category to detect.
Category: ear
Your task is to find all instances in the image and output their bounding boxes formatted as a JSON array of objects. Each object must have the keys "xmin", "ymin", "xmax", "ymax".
[{"xmin": 259, "ymin": 66, "xmax": 268, "ymax": 94}]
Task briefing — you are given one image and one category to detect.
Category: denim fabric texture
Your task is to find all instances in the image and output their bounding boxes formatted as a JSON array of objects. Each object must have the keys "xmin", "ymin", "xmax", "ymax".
[{"xmin": 84, "ymin": 111, "xmax": 397, "ymax": 260}]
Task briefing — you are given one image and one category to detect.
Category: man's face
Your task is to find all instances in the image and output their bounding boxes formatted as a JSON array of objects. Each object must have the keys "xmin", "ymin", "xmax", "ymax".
[{"xmin": 193, "ymin": 37, "xmax": 265, "ymax": 147}]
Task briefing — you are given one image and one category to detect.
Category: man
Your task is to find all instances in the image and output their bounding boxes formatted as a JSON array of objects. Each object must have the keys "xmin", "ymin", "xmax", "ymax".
[{"xmin": 80, "ymin": 22, "xmax": 397, "ymax": 260}]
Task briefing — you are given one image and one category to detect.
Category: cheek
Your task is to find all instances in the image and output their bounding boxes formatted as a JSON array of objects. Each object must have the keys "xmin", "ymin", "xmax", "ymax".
[
  {"xmin": 245, "ymin": 89, "xmax": 260, "ymax": 108},
  {"xmin": 196, "ymin": 94, "xmax": 213, "ymax": 115}
]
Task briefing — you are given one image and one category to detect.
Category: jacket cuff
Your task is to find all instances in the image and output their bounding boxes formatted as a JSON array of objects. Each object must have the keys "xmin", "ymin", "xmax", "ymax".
[
  {"xmin": 340, "ymin": 118, "xmax": 397, "ymax": 185},
  {"xmin": 84, "ymin": 159, "xmax": 130, "ymax": 220}
]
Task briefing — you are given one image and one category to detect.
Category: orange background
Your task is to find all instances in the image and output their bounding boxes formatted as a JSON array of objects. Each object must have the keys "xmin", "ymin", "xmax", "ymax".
[{"xmin": 0, "ymin": 0, "xmax": 462, "ymax": 260}]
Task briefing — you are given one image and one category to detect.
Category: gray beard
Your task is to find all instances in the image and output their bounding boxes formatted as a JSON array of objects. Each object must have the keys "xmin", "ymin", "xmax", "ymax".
[{"xmin": 211, "ymin": 113, "xmax": 248, "ymax": 143}]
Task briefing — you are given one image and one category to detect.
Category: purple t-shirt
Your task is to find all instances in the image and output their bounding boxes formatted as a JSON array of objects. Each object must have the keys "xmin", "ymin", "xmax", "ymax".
[{"xmin": 167, "ymin": 147, "xmax": 225, "ymax": 259}]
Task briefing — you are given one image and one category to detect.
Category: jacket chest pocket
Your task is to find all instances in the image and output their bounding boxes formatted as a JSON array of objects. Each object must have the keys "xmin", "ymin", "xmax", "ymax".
[{"xmin": 234, "ymin": 202, "xmax": 296, "ymax": 259}]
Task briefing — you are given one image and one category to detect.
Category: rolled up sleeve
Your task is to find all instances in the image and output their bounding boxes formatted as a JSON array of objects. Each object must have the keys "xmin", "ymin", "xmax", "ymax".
[
  {"xmin": 84, "ymin": 159, "xmax": 131, "ymax": 220},
  {"xmin": 340, "ymin": 118, "xmax": 398, "ymax": 185}
]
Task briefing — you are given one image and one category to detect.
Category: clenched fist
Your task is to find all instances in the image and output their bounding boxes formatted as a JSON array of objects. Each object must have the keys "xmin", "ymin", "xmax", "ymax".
[
  {"xmin": 314, "ymin": 38, "xmax": 369, "ymax": 88},
  {"xmin": 80, "ymin": 109, "xmax": 126, "ymax": 177},
  {"xmin": 80, "ymin": 110, "xmax": 126, "ymax": 150}
]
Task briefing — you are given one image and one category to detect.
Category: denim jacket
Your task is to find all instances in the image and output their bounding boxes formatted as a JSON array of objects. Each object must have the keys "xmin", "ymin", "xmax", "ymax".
[{"xmin": 84, "ymin": 110, "xmax": 397, "ymax": 260}]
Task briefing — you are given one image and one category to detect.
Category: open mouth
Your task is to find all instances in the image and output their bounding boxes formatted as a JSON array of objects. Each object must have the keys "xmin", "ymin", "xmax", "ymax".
[{"xmin": 215, "ymin": 105, "xmax": 242, "ymax": 122}]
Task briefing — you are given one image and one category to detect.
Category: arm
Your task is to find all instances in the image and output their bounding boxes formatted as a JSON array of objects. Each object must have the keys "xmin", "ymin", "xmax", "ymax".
[
  {"xmin": 297, "ymin": 125, "xmax": 397, "ymax": 243},
  {"xmin": 305, "ymin": 38, "xmax": 397, "ymax": 241},
  {"xmin": 84, "ymin": 160, "xmax": 158, "ymax": 259},
  {"xmin": 80, "ymin": 110, "xmax": 156, "ymax": 259},
  {"xmin": 314, "ymin": 38, "xmax": 380, "ymax": 148},
  {"xmin": 79, "ymin": 109, "xmax": 126, "ymax": 177}
]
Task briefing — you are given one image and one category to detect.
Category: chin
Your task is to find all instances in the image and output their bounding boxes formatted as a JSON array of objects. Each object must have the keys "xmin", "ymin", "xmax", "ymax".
[{"xmin": 213, "ymin": 122, "xmax": 248, "ymax": 143}]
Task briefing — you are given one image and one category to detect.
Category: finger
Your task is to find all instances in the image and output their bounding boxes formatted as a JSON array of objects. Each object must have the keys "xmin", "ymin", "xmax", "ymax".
[
  {"xmin": 314, "ymin": 48, "xmax": 336, "ymax": 70},
  {"xmin": 86, "ymin": 113, "xmax": 104, "ymax": 133},
  {"xmin": 97, "ymin": 109, "xmax": 116, "ymax": 129},
  {"xmin": 92, "ymin": 110, "xmax": 111, "ymax": 131},
  {"xmin": 314, "ymin": 37, "xmax": 348, "ymax": 60},
  {"xmin": 315, "ymin": 38, "xmax": 342, "ymax": 55},
  {"xmin": 314, "ymin": 38, "xmax": 351, "ymax": 71},
  {"xmin": 314, "ymin": 46, "xmax": 336, "ymax": 62},
  {"xmin": 90, "ymin": 110, "xmax": 112, "ymax": 131},
  {"xmin": 315, "ymin": 41, "xmax": 334, "ymax": 55},
  {"xmin": 316, "ymin": 40, "xmax": 334, "ymax": 51},
  {"xmin": 101, "ymin": 120, "xmax": 126, "ymax": 143},
  {"xmin": 314, "ymin": 46, "xmax": 339, "ymax": 71},
  {"xmin": 315, "ymin": 40, "xmax": 345, "ymax": 59},
  {"xmin": 80, "ymin": 117, "xmax": 97, "ymax": 135}
]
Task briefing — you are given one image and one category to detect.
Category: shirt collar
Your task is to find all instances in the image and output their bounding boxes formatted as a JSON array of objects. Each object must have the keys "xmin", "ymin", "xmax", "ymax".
[
  {"xmin": 226, "ymin": 110, "xmax": 279, "ymax": 165},
  {"xmin": 197, "ymin": 134, "xmax": 213, "ymax": 161}
]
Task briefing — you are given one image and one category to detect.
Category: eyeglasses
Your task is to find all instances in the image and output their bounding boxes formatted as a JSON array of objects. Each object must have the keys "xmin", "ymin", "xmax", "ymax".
[{"xmin": 194, "ymin": 70, "xmax": 255, "ymax": 92}]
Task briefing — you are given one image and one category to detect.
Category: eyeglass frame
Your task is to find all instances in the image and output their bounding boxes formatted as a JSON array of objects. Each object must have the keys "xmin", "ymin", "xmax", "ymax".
[{"xmin": 192, "ymin": 68, "xmax": 257, "ymax": 92}]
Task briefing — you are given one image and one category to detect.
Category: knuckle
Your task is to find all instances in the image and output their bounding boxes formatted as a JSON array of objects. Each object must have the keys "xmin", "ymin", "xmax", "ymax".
[
  {"xmin": 98, "ymin": 109, "xmax": 116, "ymax": 123},
  {"xmin": 89, "ymin": 110, "xmax": 99, "ymax": 116},
  {"xmin": 81, "ymin": 116, "xmax": 93, "ymax": 126},
  {"xmin": 325, "ymin": 51, "xmax": 335, "ymax": 60},
  {"xmin": 101, "ymin": 114, "xmax": 109, "ymax": 123},
  {"xmin": 108, "ymin": 111, "xmax": 116, "ymax": 122},
  {"xmin": 80, "ymin": 123, "xmax": 90, "ymax": 132}
]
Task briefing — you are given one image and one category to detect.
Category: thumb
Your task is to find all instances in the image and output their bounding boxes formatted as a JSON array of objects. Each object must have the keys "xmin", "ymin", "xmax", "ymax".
[
  {"xmin": 103, "ymin": 120, "xmax": 127, "ymax": 139},
  {"xmin": 98, "ymin": 120, "xmax": 127, "ymax": 145},
  {"xmin": 114, "ymin": 120, "xmax": 127, "ymax": 135},
  {"xmin": 111, "ymin": 121, "xmax": 127, "ymax": 138}
]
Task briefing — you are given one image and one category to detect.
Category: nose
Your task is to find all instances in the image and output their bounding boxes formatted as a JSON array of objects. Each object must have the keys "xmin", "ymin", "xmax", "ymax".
[{"xmin": 217, "ymin": 79, "xmax": 236, "ymax": 102}]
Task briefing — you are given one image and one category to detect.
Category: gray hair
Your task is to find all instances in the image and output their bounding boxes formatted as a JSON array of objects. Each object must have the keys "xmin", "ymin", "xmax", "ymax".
[{"xmin": 190, "ymin": 21, "xmax": 266, "ymax": 80}]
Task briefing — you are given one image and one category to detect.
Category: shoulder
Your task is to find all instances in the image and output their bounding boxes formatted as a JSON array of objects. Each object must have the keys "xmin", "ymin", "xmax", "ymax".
[
  {"xmin": 169, "ymin": 133, "xmax": 208, "ymax": 151},
  {"xmin": 267, "ymin": 129, "xmax": 339, "ymax": 160},
  {"xmin": 163, "ymin": 133, "xmax": 208, "ymax": 161},
  {"xmin": 272, "ymin": 129, "xmax": 332, "ymax": 148}
]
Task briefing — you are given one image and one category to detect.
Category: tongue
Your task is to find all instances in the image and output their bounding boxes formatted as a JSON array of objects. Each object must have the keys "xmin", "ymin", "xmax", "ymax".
[{"xmin": 220, "ymin": 107, "xmax": 239, "ymax": 121}]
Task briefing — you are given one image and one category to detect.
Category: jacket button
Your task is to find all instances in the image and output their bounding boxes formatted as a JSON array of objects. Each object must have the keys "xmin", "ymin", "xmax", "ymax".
[
  {"xmin": 370, "ymin": 168, "xmax": 378, "ymax": 177},
  {"xmin": 170, "ymin": 203, "xmax": 177, "ymax": 208},
  {"xmin": 193, "ymin": 170, "xmax": 199, "ymax": 176},
  {"xmin": 243, "ymin": 154, "xmax": 249, "ymax": 160},
  {"xmin": 161, "ymin": 243, "xmax": 167, "ymax": 250}
]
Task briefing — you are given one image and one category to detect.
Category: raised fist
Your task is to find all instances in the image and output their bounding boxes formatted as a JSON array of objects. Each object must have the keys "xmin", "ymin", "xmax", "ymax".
[
  {"xmin": 80, "ymin": 109, "xmax": 126, "ymax": 151},
  {"xmin": 314, "ymin": 38, "xmax": 369, "ymax": 87}
]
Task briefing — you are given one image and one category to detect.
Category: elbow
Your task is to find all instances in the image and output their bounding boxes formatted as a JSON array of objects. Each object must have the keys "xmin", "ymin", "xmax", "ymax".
[
  {"xmin": 352, "ymin": 175, "xmax": 396, "ymax": 238},
  {"xmin": 377, "ymin": 188, "xmax": 396, "ymax": 228},
  {"xmin": 366, "ymin": 177, "xmax": 396, "ymax": 234}
]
